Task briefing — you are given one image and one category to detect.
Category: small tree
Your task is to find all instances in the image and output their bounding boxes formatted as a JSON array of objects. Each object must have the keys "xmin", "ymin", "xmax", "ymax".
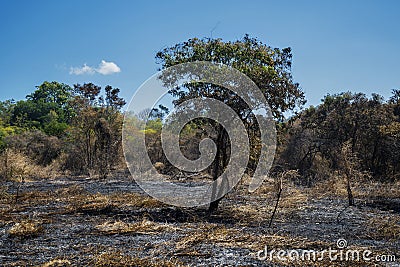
[
  {"xmin": 340, "ymin": 141, "xmax": 356, "ymax": 206},
  {"xmin": 68, "ymin": 83, "xmax": 125, "ymax": 177}
]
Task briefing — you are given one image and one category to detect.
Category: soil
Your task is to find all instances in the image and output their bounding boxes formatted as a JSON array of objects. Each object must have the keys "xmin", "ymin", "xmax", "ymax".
[{"xmin": 0, "ymin": 173, "xmax": 399, "ymax": 266}]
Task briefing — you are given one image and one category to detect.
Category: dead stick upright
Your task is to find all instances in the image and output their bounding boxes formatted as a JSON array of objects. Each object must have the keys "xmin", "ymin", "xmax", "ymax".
[{"xmin": 268, "ymin": 174, "xmax": 283, "ymax": 228}]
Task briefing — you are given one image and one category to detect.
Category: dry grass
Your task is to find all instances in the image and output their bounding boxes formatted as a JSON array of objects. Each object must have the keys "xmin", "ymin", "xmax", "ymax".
[
  {"xmin": 18, "ymin": 190, "xmax": 56, "ymax": 203},
  {"xmin": 228, "ymin": 178, "xmax": 309, "ymax": 226},
  {"xmin": 91, "ymin": 250, "xmax": 185, "ymax": 267},
  {"xmin": 174, "ymin": 225, "xmax": 228, "ymax": 252},
  {"xmin": 305, "ymin": 173, "xmax": 400, "ymax": 203},
  {"xmin": 1, "ymin": 174, "xmax": 398, "ymax": 266},
  {"xmin": 367, "ymin": 215, "xmax": 400, "ymax": 240},
  {"xmin": 252, "ymin": 176, "xmax": 278, "ymax": 196},
  {"xmin": 65, "ymin": 192, "xmax": 114, "ymax": 214},
  {"xmin": 65, "ymin": 191, "xmax": 164, "ymax": 214},
  {"xmin": 40, "ymin": 259, "xmax": 71, "ymax": 267},
  {"xmin": 172, "ymin": 226, "xmax": 352, "ymax": 267},
  {"xmin": 0, "ymin": 150, "xmax": 52, "ymax": 180},
  {"xmin": 8, "ymin": 219, "xmax": 43, "ymax": 238},
  {"xmin": 54, "ymin": 184, "xmax": 87, "ymax": 196},
  {"xmin": 95, "ymin": 219, "xmax": 179, "ymax": 235},
  {"xmin": 174, "ymin": 224, "xmax": 328, "ymax": 255},
  {"xmin": 230, "ymin": 203, "xmax": 271, "ymax": 225},
  {"xmin": 308, "ymin": 176, "xmax": 349, "ymax": 199},
  {"xmin": 279, "ymin": 187, "xmax": 308, "ymax": 209},
  {"xmin": 223, "ymin": 172, "xmax": 310, "ymax": 228},
  {"xmin": 0, "ymin": 185, "xmax": 12, "ymax": 202},
  {"xmin": 355, "ymin": 180, "xmax": 400, "ymax": 199}
]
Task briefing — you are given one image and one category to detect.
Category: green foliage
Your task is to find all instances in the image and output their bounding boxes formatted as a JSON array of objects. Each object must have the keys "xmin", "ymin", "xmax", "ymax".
[
  {"xmin": 11, "ymin": 81, "xmax": 74, "ymax": 136},
  {"xmin": 150, "ymin": 104, "xmax": 169, "ymax": 119},
  {"xmin": 0, "ymin": 124, "xmax": 19, "ymax": 151},
  {"xmin": 0, "ymin": 81, "xmax": 127, "ymax": 177},
  {"xmin": 0, "ymin": 106, "xmax": 23, "ymax": 150},
  {"xmin": 43, "ymin": 120, "xmax": 69, "ymax": 137},
  {"xmin": 156, "ymin": 35, "xmax": 305, "ymax": 120},
  {"xmin": 0, "ymin": 99, "xmax": 15, "ymax": 125},
  {"xmin": 144, "ymin": 118, "xmax": 162, "ymax": 134}
]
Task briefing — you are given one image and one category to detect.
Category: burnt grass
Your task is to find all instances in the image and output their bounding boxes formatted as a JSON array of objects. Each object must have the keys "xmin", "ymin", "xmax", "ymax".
[{"xmin": 0, "ymin": 173, "xmax": 399, "ymax": 266}]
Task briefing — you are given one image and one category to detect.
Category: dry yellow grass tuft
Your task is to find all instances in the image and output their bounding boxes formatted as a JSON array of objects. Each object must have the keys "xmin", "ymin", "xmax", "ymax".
[
  {"xmin": 279, "ymin": 187, "xmax": 308, "ymax": 209},
  {"xmin": 8, "ymin": 220, "xmax": 43, "ymax": 238},
  {"xmin": 64, "ymin": 191, "xmax": 164, "ymax": 214},
  {"xmin": 95, "ymin": 219, "xmax": 179, "ymax": 235},
  {"xmin": 174, "ymin": 225, "xmax": 220, "ymax": 252},
  {"xmin": 40, "ymin": 259, "xmax": 71, "ymax": 267},
  {"xmin": 228, "ymin": 179, "xmax": 309, "ymax": 226},
  {"xmin": 230, "ymin": 203, "xmax": 271, "ymax": 224},
  {"xmin": 66, "ymin": 192, "xmax": 113, "ymax": 214}
]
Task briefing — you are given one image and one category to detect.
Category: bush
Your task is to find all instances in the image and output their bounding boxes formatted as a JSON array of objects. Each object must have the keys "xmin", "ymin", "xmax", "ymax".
[{"xmin": 5, "ymin": 130, "xmax": 62, "ymax": 166}]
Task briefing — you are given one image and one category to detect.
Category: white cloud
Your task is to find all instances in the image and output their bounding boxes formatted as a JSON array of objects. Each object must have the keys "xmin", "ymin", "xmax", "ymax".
[
  {"xmin": 96, "ymin": 60, "xmax": 121, "ymax": 75},
  {"xmin": 69, "ymin": 60, "xmax": 121, "ymax": 75},
  {"xmin": 69, "ymin": 64, "xmax": 95, "ymax": 75}
]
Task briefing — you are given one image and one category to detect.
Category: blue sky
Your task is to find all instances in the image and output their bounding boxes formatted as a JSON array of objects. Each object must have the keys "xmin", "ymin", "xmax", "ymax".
[{"xmin": 0, "ymin": 0, "xmax": 399, "ymax": 107}]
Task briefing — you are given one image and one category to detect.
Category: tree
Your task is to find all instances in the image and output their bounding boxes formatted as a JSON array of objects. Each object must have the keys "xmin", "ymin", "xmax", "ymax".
[
  {"xmin": 156, "ymin": 35, "xmax": 305, "ymax": 212},
  {"xmin": 283, "ymin": 91, "xmax": 399, "ymax": 191},
  {"xmin": 0, "ymin": 99, "xmax": 15, "ymax": 126},
  {"xmin": 67, "ymin": 83, "xmax": 126, "ymax": 177},
  {"xmin": 0, "ymin": 100, "xmax": 20, "ymax": 152},
  {"xmin": 11, "ymin": 81, "xmax": 73, "ymax": 137}
]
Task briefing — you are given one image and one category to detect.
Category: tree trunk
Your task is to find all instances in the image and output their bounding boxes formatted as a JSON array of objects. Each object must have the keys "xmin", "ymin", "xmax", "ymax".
[
  {"xmin": 346, "ymin": 174, "xmax": 354, "ymax": 206},
  {"xmin": 208, "ymin": 125, "xmax": 227, "ymax": 213},
  {"xmin": 269, "ymin": 175, "xmax": 283, "ymax": 227}
]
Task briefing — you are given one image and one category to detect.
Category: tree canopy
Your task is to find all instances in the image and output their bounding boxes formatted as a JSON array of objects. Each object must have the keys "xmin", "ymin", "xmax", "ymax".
[{"xmin": 156, "ymin": 35, "xmax": 305, "ymax": 121}]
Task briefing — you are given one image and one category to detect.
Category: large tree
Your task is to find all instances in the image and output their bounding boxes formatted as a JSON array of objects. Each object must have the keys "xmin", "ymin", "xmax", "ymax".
[
  {"xmin": 11, "ymin": 81, "xmax": 74, "ymax": 136},
  {"xmin": 156, "ymin": 35, "xmax": 305, "ymax": 212}
]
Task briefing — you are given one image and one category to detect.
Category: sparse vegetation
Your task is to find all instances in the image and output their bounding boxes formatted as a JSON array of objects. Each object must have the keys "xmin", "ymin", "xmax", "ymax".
[
  {"xmin": 0, "ymin": 35, "xmax": 399, "ymax": 266},
  {"xmin": 367, "ymin": 216, "xmax": 400, "ymax": 240}
]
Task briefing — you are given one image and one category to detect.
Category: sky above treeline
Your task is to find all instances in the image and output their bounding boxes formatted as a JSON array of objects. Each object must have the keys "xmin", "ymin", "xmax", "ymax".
[{"xmin": 0, "ymin": 0, "xmax": 399, "ymax": 107}]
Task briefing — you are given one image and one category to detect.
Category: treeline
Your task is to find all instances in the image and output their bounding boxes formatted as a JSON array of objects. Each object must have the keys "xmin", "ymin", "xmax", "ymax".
[
  {"xmin": 0, "ymin": 81, "xmax": 126, "ymax": 179},
  {"xmin": 280, "ymin": 91, "xmax": 400, "ymax": 184},
  {"xmin": 0, "ymin": 81, "xmax": 399, "ymax": 185},
  {"xmin": 143, "ymin": 90, "xmax": 400, "ymax": 186}
]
